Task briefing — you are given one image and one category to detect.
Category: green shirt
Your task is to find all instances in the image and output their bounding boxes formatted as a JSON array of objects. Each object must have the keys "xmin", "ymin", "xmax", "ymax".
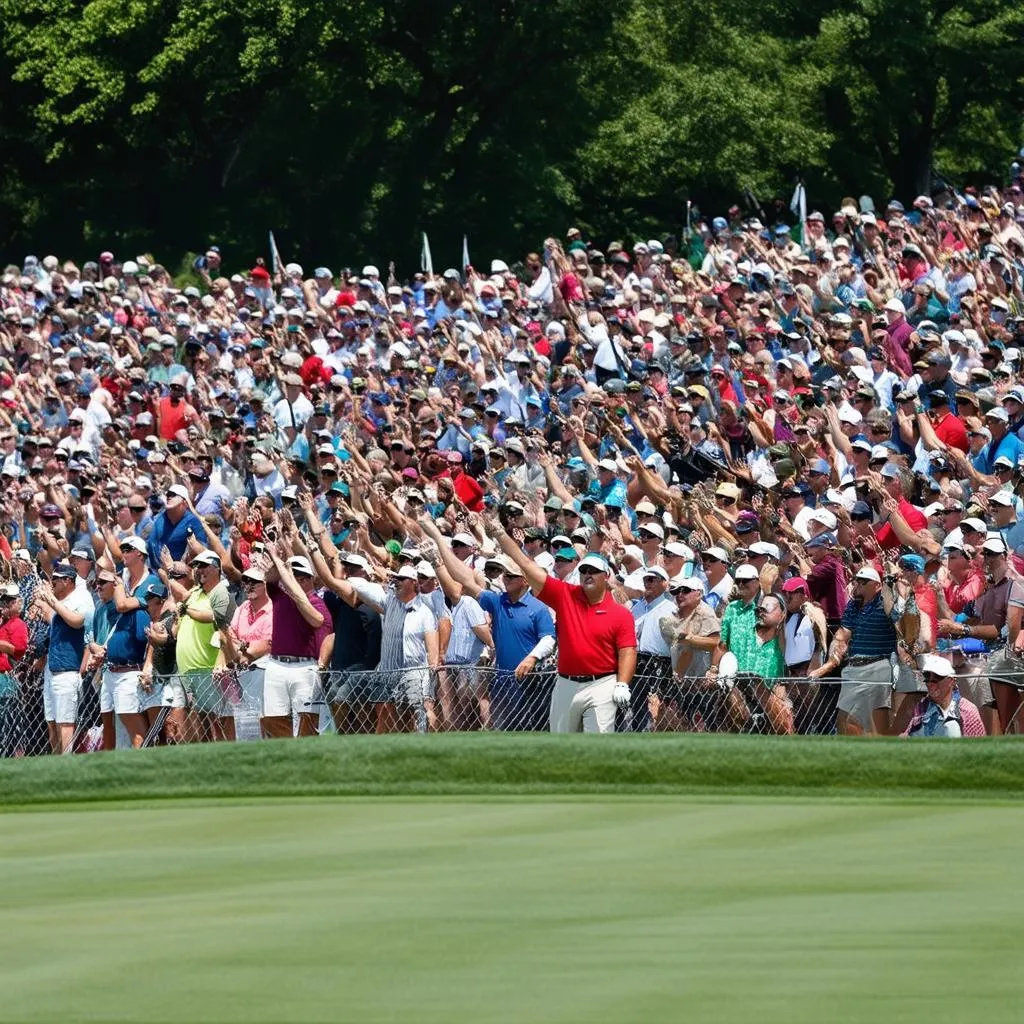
[
  {"xmin": 720, "ymin": 599, "xmax": 785, "ymax": 680},
  {"xmin": 175, "ymin": 582, "xmax": 235, "ymax": 673}
]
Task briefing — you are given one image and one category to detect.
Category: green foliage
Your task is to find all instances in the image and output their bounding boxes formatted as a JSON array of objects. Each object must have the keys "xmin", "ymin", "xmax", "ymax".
[{"xmin": 0, "ymin": 0, "xmax": 1021, "ymax": 264}]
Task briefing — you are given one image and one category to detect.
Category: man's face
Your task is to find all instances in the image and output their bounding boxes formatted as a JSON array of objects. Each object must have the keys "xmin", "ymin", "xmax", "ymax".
[
  {"xmin": 643, "ymin": 575, "xmax": 668, "ymax": 601},
  {"xmin": 503, "ymin": 573, "xmax": 528, "ymax": 600},
  {"xmin": 578, "ymin": 565, "xmax": 606, "ymax": 598}
]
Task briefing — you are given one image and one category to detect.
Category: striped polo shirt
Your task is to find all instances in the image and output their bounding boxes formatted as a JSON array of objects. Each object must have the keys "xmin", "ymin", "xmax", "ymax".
[{"xmin": 841, "ymin": 594, "xmax": 898, "ymax": 659}]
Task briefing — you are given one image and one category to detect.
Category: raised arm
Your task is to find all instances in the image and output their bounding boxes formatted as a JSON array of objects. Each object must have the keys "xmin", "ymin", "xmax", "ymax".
[{"xmin": 485, "ymin": 512, "xmax": 548, "ymax": 595}]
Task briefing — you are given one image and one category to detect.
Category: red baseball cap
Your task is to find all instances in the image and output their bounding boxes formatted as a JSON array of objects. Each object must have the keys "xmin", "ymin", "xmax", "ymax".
[{"xmin": 782, "ymin": 577, "xmax": 810, "ymax": 594}]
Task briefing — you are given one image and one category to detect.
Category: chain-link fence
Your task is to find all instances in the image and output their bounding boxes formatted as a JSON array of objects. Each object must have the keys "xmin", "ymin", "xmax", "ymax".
[{"xmin": 3, "ymin": 649, "xmax": 1024, "ymax": 755}]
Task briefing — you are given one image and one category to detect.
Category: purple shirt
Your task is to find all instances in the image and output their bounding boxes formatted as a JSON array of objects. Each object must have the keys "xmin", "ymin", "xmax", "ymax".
[{"xmin": 268, "ymin": 581, "xmax": 330, "ymax": 658}]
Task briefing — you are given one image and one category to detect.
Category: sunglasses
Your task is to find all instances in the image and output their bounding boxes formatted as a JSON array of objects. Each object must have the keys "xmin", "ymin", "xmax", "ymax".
[
  {"xmin": 716, "ymin": 496, "xmax": 736, "ymax": 506},
  {"xmin": 922, "ymin": 672, "xmax": 946, "ymax": 684},
  {"xmin": 169, "ymin": 571, "xmax": 189, "ymax": 579},
  {"xmin": 578, "ymin": 567, "xmax": 603, "ymax": 576}
]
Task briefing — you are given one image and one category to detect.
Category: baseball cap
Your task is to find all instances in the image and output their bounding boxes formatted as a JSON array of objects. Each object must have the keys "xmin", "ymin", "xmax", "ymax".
[
  {"xmin": 288, "ymin": 556, "xmax": 315, "ymax": 576},
  {"xmin": 854, "ymin": 567, "xmax": 881, "ymax": 583},
  {"xmin": 982, "ymin": 538, "xmax": 1008, "ymax": 555},
  {"xmin": 144, "ymin": 582, "xmax": 169, "ymax": 601},
  {"xmin": 781, "ymin": 576, "xmax": 810, "ymax": 594},
  {"xmin": 1, "ymin": 584, "xmax": 20, "ymax": 599},
  {"xmin": 166, "ymin": 484, "xmax": 190, "ymax": 501},
  {"xmin": 578, "ymin": 554, "xmax": 611, "ymax": 574},
  {"xmin": 898, "ymin": 553, "xmax": 925, "ymax": 574},
  {"xmin": 191, "ymin": 550, "xmax": 221, "ymax": 567},
  {"xmin": 961, "ymin": 517, "xmax": 987, "ymax": 534},
  {"xmin": 69, "ymin": 547, "xmax": 95, "ymax": 561},
  {"xmin": 920, "ymin": 653, "xmax": 954, "ymax": 678},
  {"xmin": 121, "ymin": 536, "xmax": 148, "ymax": 554},
  {"xmin": 805, "ymin": 532, "xmax": 836, "ymax": 549},
  {"xmin": 51, "ymin": 562, "xmax": 78, "ymax": 579},
  {"xmin": 637, "ymin": 522, "xmax": 665, "ymax": 540},
  {"xmin": 642, "ymin": 566, "xmax": 669, "ymax": 581},
  {"xmin": 671, "ymin": 576, "xmax": 706, "ymax": 594},
  {"xmin": 734, "ymin": 564, "xmax": 759, "ymax": 581},
  {"xmin": 703, "ymin": 546, "xmax": 730, "ymax": 563},
  {"xmin": 339, "ymin": 553, "xmax": 370, "ymax": 572},
  {"xmin": 749, "ymin": 541, "xmax": 780, "ymax": 560},
  {"xmin": 394, "ymin": 564, "xmax": 419, "ymax": 581}
]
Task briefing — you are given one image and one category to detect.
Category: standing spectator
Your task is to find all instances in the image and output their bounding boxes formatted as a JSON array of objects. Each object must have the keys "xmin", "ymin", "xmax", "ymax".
[
  {"xmin": 261, "ymin": 542, "xmax": 329, "ymax": 738},
  {"xmin": 0, "ymin": 584, "xmax": 28, "ymax": 756},
  {"xmin": 627, "ymin": 566, "xmax": 676, "ymax": 732},
  {"xmin": 225, "ymin": 566, "xmax": 274, "ymax": 729},
  {"xmin": 709, "ymin": 584, "xmax": 792, "ymax": 734},
  {"xmin": 175, "ymin": 550, "xmax": 236, "ymax": 741},
  {"xmin": 140, "ymin": 581, "xmax": 184, "ymax": 743},
  {"xmin": 655, "ymin": 576, "xmax": 720, "ymax": 731},
  {"xmin": 146, "ymin": 485, "xmax": 208, "ymax": 566},
  {"xmin": 489, "ymin": 514, "xmax": 636, "ymax": 734},
  {"xmin": 830, "ymin": 566, "xmax": 900, "ymax": 735},
  {"xmin": 101, "ymin": 562, "xmax": 153, "ymax": 748},
  {"xmin": 423, "ymin": 521, "xmax": 555, "ymax": 731},
  {"xmin": 40, "ymin": 562, "xmax": 92, "ymax": 753}
]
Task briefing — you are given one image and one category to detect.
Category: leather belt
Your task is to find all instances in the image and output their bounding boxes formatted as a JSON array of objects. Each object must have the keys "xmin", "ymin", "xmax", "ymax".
[
  {"xmin": 846, "ymin": 655, "xmax": 888, "ymax": 666},
  {"xmin": 563, "ymin": 673, "xmax": 613, "ymax": 683},
  {"xmin": 108, "ymin": 663, "xmax": 143, "ymax": 672}
]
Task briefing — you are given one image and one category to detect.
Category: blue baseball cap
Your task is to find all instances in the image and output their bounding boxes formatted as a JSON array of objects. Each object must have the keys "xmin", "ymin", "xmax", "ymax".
[
  {"xmin": 899, "ymin": 553, "xmax": 926, "ymax": 573},
  {"xmin": 809, "ymin": 458, "xmax": 831, "ymax": 475}
]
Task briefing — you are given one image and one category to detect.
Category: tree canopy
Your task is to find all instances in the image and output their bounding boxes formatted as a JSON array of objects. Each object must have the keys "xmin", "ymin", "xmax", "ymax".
[{"xmin": 0, "ymin": 0, "xmax": 1021, "ymax": 268}]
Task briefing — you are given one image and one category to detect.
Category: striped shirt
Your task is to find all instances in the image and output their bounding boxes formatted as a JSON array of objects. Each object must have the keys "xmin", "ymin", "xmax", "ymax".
[
  {"xmin": 377, "ymin": 591, "xmax": 438, "ymax": 671},
  {"xmin": 445, "ymin": 596, "xmax": 487, "ymax": 665},
  {"xmin": 841, "ymin": 594, "xmax": 898, "ymax": 658}
]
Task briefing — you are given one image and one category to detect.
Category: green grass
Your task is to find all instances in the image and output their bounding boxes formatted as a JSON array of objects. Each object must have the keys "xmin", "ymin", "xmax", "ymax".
[
  {"xmin": 4, "ymin": 737, "xmax": 1023, "ymax": 1022},
  {"xmin": 1, "ymin": 798, "xmax": 1022, "ymax": 1023},
  {"xmin": 2, "ymin": 733, "xmax": 1024, "ymax": 807}
]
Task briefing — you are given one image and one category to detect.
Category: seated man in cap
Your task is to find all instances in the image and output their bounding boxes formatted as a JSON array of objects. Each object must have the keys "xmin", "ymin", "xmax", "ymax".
[{"xmin": 901, "ymin": 654, "xmax": 985, "ymax": 737}]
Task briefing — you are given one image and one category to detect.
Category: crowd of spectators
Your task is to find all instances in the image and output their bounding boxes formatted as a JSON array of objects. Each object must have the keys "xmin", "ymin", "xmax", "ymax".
[{"xmin": 4, "ymin": 179, "xmax": 1024, "ymax": 750}]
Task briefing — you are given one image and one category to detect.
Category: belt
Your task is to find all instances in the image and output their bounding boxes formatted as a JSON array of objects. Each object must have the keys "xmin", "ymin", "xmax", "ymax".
[
  {"xmin": 273, "ymin": 655, "xmax": 315, "ymax": 664},
  {"xmin": 637, "ymin": 653, "xmax": 672, "ymax": 661},
  {"xmin": 108, "ymin": 663, "xmax": 143, "ymax": 673},
  {"xmin": 846, "ymin": 654, "xmax": 889, "ymax": 666},
  {"xmin": 563, "ymin": 673, "xmax": 613, "ymax": 683}
]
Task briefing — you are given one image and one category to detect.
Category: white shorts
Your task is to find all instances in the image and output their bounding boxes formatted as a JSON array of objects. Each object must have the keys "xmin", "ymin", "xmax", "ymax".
[
  {"xmin": 550, "ymin": 674, "xmax": 617, "ymax": 734},
  {"xmin": 263, "ymin": 658, "xmax": 318, "ymax": 718},
  {"xmin": 99, "ymin": 669, "xmax": 115, "ymax": 715},
  {"xmin": 157, "ymin": 676, "xmax": 187, "ymax": 709},
  {"xmin": 103, "ymin": 668, "xmax": 145, "ymax": 716},
  {"xmin": 236, "ymin": 665, "xmax": 266, "ymax": 716},
  {"xmin": 43, "ymin": 667, "xmax": 81, "ymax": 724}
]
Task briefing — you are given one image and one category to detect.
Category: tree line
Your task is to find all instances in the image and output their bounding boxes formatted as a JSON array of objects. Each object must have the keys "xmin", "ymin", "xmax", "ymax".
[{"xmin": 0, "ymin": 0, "xmax": 1021, "ymax": 270}]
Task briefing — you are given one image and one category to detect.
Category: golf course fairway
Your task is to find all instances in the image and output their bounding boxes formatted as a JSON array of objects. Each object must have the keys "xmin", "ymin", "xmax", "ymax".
[{"xmin": 2, "ymin": 736, "xmax": 1022, "ymax": 1022}]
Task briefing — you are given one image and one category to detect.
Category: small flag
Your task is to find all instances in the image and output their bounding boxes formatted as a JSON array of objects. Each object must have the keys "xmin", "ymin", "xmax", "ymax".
[
  {"xmin": 789, "ymin": 181, "xmax": 807, "ymax": 248},
  {"xmin": 268, "ymin": 230, "xmax": 283, "ymax": 278},
  {"xmin": 462, "ymin": 234, "xmax": 471, "ymax": 273},
  {"xmin": 421, "ymin": 232, "xmax": 434, "ymax": 276}
]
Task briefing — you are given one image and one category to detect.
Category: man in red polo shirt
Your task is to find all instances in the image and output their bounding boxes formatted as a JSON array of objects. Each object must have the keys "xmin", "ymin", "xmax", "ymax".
[
  {"xmin": 448, "ymin": 452, "xmax": 484, "ymax": 511},
  {"xmin": 925, "ymin": 391, "xmax": 968, "ymax": 453},
  {"xmin": 487, "ymin": 513, "xmax": 636, "ymax": 733},
  {"xmin": 874, "ymin": 465, "xmax": 927, "ymax": 550}
]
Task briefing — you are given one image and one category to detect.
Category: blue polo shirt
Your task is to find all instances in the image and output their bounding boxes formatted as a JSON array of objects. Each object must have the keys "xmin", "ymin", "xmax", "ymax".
[
  {"xmin": 841, "ymin": 594, "xmax": 898, "ymax": 659},
  {"xmin": 106, "ymin": 608, "xmax": 151, "ymax": 665},
  {"xmin": 477, "ymin": 590, "xmax": 554, "ymax": 674},
  {"xmin": 146, "ymin": 508, "xmax": 208, "ymax": 566},
  {"xmin": 47, "ymin": 587, "xmax": 94, "ymax": 673}
]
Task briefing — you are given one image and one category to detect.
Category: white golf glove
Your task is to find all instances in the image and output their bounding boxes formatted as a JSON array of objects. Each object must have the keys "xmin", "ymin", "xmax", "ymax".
[{"xmin": 612, "ymin": 682, "xmax": 631, "ymax": 707}]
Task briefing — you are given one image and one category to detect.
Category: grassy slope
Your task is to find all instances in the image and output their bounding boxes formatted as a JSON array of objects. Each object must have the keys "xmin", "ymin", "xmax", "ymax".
[
  {"xmin": 2, "ymin": 733, "xmax": 1023, "ymax": 807},
  {"xmin": 2, "ymin": 800, "xmax": 1022, "ymax": 1023}
]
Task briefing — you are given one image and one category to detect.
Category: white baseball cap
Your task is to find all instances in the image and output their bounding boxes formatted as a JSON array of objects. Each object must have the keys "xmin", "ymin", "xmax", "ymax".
[
  {"xmin": 642, "ymin": 566, "xmax": 669, "ymax": 581},
  {"xmin": 920, "ymin": 653, "xmax": 954, "ymax": 677},
  {"xmin": 703, "ymin": 546, "xmax": 730, "ymax": 562},
  {"xmin": 578, "ymin": 554, "xmax": 611, "ymax": 574},
  {"xmin": 670, "ymin": 575, "xmax": 706, "ymax": 594},
  {"xmin": 287, "ymin": 556, "xmax": 314, "ymax": 576},
  {"xmin": 749, "ymin": 541, "xmax": 780, "ymax": 560},
  {"xmin": 855, "ymin": 567, "xmax": 881, "ymax": 583},
  {"xmin": 734, "ymin": 564, "xmax": 759, "ymax": 581}
]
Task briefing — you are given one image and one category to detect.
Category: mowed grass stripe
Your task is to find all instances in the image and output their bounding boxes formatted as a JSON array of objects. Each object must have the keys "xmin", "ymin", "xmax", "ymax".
[
  {"xmin": 2, "ymin": 733, "xmax": 1024, "ymax": 807},
  {"xmin": 0, "ymin": 800, "xmax": 1021, "ymax": 1023}
]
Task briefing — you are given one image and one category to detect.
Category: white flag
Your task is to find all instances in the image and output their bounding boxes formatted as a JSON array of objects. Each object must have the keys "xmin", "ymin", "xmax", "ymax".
[
  {"xmin": 268, "ymin": 230, "xmax": 284, "ymax": 278},
  {"xmin": 421, "ymin": 232, "xmax": 434, "ymax": 276},
  {"xmin": 789, "ymin": 182, "xmax": 806, "ymax": 222},
  {"xmin": 462, "ymin": 234, "xmax": 470, "ymax": 272}
]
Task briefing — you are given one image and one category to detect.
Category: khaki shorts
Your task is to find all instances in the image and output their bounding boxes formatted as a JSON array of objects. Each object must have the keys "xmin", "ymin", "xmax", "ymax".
[{"xmin": 838, "ymin": 658, "xmax": 893, "ymax": 731}]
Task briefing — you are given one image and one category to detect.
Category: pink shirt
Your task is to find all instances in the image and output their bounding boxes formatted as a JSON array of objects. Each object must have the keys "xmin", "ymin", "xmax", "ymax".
[{"xmin": 231, "ymin": 600, "xmax": 273, "ymax": 658}]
